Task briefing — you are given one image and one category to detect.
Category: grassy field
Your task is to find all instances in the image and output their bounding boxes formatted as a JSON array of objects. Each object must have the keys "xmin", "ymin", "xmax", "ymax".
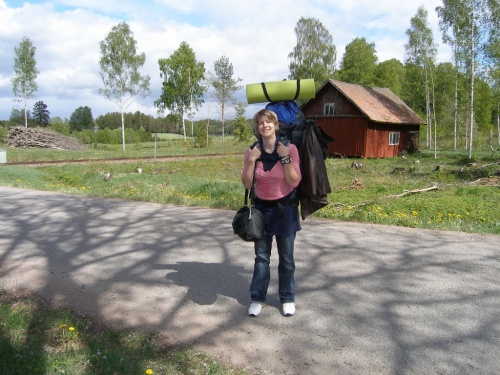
[{"xmin": 1, "ymin": 142, "xmax": 499, "ymax": 235}]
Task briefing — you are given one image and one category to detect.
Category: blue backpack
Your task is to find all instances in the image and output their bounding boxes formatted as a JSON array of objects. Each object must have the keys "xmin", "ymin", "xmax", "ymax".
[{"xmin": 265, "ymin": 100, "xmax": 306, "ymax": 148}]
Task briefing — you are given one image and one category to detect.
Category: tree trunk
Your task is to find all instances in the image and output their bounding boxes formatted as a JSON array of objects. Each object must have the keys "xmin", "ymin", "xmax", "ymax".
[
  {"xmin": 469, "ymin": 6, "xmax": 475, "ymax": 159},
  {"xmin": 454, "ymin": 53, "xmax": 459, "ymax": 150},
  {"xmin": 497, "ymin": 102, "xmax": 499, "ymax": 146},
  {"xmin": 121, "ymin": 109, "xmax": 126, "ymax": 152},
  {"xmin": 221, "ymin": 104, "xmax": 225, "ymax": 143},
  {"xmin": 425, "ymin": 63, "xmax": 432, "ymax": 149},
  {"xmin": 431, "ymin": 68, "xmax": 437, "ymax": 159},
  {"xmin": 182, "ymin": 106, "xmax": 187, "ymax": 144},
  {"xmin": 24, "ymin": 85, "xmax": 28, "ymax": 128}
]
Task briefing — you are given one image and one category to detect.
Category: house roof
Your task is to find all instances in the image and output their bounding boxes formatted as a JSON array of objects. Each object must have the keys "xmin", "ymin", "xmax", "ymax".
[{"xmin": 324, "ymin": 80, "xmax": 426, "ymax": 125}]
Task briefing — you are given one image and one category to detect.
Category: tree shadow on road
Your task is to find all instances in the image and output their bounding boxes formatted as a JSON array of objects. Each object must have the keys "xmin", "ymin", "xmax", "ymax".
[{"xmin": 1, "ymin": 186, "xmax": 499, "ymax": 375}]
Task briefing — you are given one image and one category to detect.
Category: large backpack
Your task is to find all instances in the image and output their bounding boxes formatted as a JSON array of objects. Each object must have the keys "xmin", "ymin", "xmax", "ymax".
[{"xmin": 265, "ymin": 100, "xmax": 306, "ymax": 149}]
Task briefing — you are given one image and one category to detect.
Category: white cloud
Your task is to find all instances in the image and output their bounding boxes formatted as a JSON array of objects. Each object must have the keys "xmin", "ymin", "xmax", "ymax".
[{"xmin": 0, "ymin": 0, "xmax": 450, "ymax": 121}]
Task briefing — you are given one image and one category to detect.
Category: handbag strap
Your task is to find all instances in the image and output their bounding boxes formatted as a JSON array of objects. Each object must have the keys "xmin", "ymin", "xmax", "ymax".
[{"xmin": 244, "ymin": 161, "xmax": 258, "ymax": 207}]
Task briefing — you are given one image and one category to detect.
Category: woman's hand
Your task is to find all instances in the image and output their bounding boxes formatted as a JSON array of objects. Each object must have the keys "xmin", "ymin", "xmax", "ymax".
[
  {"xmin": 248, "ymin": 144, "xmax": 262, "ymax": 163},
  {"xmin": 276, "ymin": 141, "xmax": 290, "ymax": 158}
]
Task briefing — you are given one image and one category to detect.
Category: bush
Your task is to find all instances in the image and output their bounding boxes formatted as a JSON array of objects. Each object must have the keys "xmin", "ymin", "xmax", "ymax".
[{"xmin": 0, "ymin": 126, "xmax": 7, "ymax": 144}]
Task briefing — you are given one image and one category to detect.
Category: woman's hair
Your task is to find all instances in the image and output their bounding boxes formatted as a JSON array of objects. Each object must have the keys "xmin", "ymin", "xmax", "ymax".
[{"xmin": 252, "ymin": 109, "xmax": 279, "ymax": 138}]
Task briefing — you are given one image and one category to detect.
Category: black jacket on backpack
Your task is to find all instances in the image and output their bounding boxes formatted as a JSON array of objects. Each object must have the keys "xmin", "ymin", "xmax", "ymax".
[{"xmin": 298, "ymin": 121, "xmax": 333, "ymax": 220}]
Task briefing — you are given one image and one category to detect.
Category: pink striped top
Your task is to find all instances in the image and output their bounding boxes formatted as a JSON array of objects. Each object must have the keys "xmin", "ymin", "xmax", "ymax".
[{"xmin": 243, "ymin": 143, "xmax": 301, "ymax": 200}]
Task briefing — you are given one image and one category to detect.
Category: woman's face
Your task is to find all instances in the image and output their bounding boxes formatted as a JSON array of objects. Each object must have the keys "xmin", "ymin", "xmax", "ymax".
[{"xmin": 257, "ymin": 115, "xmax": 277, "ymax": 138}]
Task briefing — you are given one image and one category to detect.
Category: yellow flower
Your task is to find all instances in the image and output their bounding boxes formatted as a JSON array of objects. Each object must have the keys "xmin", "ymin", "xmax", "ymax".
[
  {"xmin": 69, "ymin": 326, "xmax": 75, "ymax": 331},
  {"xmin": 146, "ymin": 369, "xmax": 154, "ymax": 374},
  {"xmin": 60, "ymin": 324, "xmax": 68, "ymax": 328}
]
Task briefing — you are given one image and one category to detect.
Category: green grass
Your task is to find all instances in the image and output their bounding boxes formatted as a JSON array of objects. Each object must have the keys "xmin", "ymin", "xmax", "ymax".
[
  {"xmin": 1, "ymin": 147, "xmax": 499, "ymax": 234},
  {"xmin": 0, "ymin": 287, "xmax": 247, "ymax": 375},
  {"xmin": 3, "ymin": 137, "xmax": 244, "ymax": 163}
]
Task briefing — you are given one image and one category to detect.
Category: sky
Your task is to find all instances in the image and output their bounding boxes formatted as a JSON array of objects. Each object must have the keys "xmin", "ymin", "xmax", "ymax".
[{"xmin": 0, "ymin": 0, "xmax": 452, "ymax": 122}]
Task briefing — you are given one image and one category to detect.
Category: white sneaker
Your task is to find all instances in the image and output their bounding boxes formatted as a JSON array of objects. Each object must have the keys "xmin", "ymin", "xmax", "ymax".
[
  {"xmin": 248, "ymin": 302, "xmax": 265, "ymax": 317},
  {"xmin": 282, "ymin": 302, "xmax": 296, "ymax": 317}
]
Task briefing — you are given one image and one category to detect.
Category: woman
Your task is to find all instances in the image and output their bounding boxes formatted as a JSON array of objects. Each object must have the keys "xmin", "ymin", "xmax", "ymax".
[{"xmin": 241, "ymin": 108, "xmax": 302, "ymax": 317}]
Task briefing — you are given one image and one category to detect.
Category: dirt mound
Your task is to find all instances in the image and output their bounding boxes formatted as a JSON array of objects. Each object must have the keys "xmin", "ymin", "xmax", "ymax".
[
  {"xmin": 469, "ymin": 176, "xmax": 500, "ymax": 186},
  {"xmin": 7, "ymin": 126, "xmax": 86, "ymax": 151}
]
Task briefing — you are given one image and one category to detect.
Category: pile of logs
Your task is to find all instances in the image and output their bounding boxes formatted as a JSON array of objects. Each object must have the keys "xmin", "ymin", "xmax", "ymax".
[{"xmin": 6, "ymin": 126, "xmax": 86, "ymax": 150}]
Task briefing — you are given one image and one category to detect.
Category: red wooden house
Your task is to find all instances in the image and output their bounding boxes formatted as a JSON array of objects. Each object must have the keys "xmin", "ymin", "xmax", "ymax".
[{"xmin": 301, "ymin": 80, "xmax": 426, "ymax": 158}]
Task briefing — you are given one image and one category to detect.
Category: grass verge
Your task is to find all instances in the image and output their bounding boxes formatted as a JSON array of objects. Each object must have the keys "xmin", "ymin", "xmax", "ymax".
[
  {"xmin": 1, "ymin": 149, "xmax": 499, "ymax": 234},
  {"xmin": 0, "ymin": 286, "xmax": 247, "ymax": 375}
]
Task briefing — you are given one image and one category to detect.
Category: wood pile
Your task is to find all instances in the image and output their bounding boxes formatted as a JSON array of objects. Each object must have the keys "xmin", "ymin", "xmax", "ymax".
[{"xmin": 6, "ymin": 126, "xmax": 86, "ymax": 150}]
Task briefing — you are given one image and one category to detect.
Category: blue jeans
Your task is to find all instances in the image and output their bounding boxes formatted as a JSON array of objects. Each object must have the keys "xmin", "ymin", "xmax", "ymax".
[{"xmin": 250, "ymin": 232, "xmax": 296, "ymax": 303}]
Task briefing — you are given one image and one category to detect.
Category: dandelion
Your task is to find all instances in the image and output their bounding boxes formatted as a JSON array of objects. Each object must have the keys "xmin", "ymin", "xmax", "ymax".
[
  {"xmin": 69, "ymin": 326, "xmax": 75, "ymax": 331},
  {"xmin": 60, "ymin": 324, "xmax": 68, "ymax": 329},
  {"xmin": 146, "ymin": 369, "xmax": 154, "ymax": 374}
]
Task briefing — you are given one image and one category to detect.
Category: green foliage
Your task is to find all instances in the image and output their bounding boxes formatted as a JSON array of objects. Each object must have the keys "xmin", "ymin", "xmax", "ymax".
[
  {"xmin": 99, "ymin": 22, "xmax": 151, "ymax": 151},
  {"xmin": 338, "ymin": 37, "xmax": 378, "ymax": 86},
  {"xmin": 9, "ymin": 108, "xmax": 33, "ymax": 127},
  {"xmin": 95, "ymin": 111, "xmax": 167, "ymax": 134},
  {"xmin": 155, "ymin": 42, "xmax": 205, "ymax": 117},
  {"xmin": 99, "ymin": 22, "xmax": 151, "ymax": 103},
  {"xmin": 211, "ymin": 55, "xmax": 243, "ymax": 141},
  {"xmin": 11, "ymin": 36, "xmax": 39, "ymax": 128},
  {"xmin": 288, "ymin": 17, "xmax": 336, "ymax": 89},
  {"xmin": 374, "ymin": 58, "xmax": 405, "ymax": 96},
  {"xmin": 405, "ymin": 7, "xmax": 437, "ymax": 67},
  {"xmin": 0, "ymin": 126, "xmax": 6, "ymax": 143},
  {"xmin": 193, "ymin": 122, "xmax": 211, "ymax": 148},
  {"xmin": 48, "ymin": 116, "xmax": 70, "ymax": 135},
  {"xmin": 32, "ymin": 100, "xmax": 50, "ymax": 127},
  {"xmin": 71, "ymin": 128, "xmax": 153, "ymax": 145},
  {"xmin": 69, "ymin": 106, "xmax": 94, "ymax": 132},
  {"xmin": 233, "ymin": 102, "xmax": 253, "ymax": 143},
  {"xmin": 155, "ymin": 41, "xmax": 205, "ymax": 142},
  {"xmin": 474, "ymin": 79, "xmax": 494, "ymax": 131}
]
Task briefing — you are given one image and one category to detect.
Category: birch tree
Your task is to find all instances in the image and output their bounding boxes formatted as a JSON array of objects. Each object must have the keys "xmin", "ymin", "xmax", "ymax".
[
  {"xmin": 155, "ymin": 41, "xmax": 205, "ymax": 144},
  {"xmin": 12, "ymin": 36, "xmax": 39, "ymax": 128},
  {"xmin": 288, "ymin": 17, "xmax": 336, "ymax": 89},
  {"xmin": 211, "ymin": 56, "xmax": 242, "ymax": 143},
  {"xmin": 405, "ymin": 7, "xmax": 437, "ymax": 156},
  {"xmin": 99, "ymin": 22, "xmax": 150, "ymax": 151},
  {"xmin": 437, "ymin": 0, "xmax": 469, "ymax": 150},
  {"xmin": 485, "ymin": 2, "xmax": 500, "ymax": 147},
  {"xmin": 437, "ymin": 0, "xmax": 499, "ymax": 158}
]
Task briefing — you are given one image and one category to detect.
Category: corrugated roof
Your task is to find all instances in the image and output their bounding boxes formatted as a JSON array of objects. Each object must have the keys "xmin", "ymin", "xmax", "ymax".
[{"xmin": 328, "ymin": 80, "xmax": 426, "ymax": 125}]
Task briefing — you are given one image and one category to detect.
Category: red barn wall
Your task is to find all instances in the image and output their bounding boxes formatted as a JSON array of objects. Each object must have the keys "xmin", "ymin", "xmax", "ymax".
[{"xmin": 314, "ymin": 117, "xmax": 368, "ymax": 157}]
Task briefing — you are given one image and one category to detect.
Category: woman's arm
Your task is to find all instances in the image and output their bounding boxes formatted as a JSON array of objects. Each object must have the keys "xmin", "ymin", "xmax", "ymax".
[
  {"xmin": 277, "ymin": 142, "xmax": 301, "ymax": 188},
  {"xmin": 241, "ymin": 145, "xmax": 261, "ymax": 189}
]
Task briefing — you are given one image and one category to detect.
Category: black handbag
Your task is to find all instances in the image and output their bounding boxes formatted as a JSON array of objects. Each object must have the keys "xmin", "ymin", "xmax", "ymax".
[{"xmin": 232, "ymin": 164, "xmax": 265, "ymax": 242}]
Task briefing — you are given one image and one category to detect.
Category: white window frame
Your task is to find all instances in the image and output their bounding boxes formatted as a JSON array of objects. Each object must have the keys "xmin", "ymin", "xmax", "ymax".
[
  {"xmin": 389, "ymin": 131, "xmax": 400, "ymax": 145},
  {"xmin": 324, "ymin": 102, "xmax": 335, "ymax": 116}
]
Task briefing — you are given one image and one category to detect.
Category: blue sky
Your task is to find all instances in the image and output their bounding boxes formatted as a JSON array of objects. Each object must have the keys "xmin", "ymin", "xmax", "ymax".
[{"xmin": 0, "ymin": 0, "xmax": 450, "ymax": 121}]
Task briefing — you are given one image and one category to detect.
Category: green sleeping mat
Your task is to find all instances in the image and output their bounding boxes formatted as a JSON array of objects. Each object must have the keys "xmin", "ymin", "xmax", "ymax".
[{"xmin": 246, "ymin": 79, "xmax": 315, "ymax": 104}]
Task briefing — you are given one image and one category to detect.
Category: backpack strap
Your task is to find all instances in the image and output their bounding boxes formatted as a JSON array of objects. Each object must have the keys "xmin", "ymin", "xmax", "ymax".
[
  {"xmin": 260, "ymin": 82, "xmax": 272, "ymax": 102},
  {"xmin": 261, "ymin": 80, "xmax": 301, "ymax": 102},
  {"xmin": 293, "ymin": 80, "xmax": 301, "ymax": 100}
]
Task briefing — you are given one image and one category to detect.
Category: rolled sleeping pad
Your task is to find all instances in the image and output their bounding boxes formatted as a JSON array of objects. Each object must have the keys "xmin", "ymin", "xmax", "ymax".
[{"xmin": 246, "ymin": 78, "xmax": 315, "ymax": 104}]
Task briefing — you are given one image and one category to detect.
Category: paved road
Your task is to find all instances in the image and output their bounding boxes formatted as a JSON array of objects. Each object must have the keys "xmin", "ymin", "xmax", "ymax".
[{"xmin": 0, "ymin": 186, "xmax": 499, "ymax": 375}]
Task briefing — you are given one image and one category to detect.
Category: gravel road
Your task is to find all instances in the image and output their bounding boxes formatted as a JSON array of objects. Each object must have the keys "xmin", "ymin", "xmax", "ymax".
[{"xmin": 1, "ymin": 186, "xmax": 499, "ymax": 374}]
